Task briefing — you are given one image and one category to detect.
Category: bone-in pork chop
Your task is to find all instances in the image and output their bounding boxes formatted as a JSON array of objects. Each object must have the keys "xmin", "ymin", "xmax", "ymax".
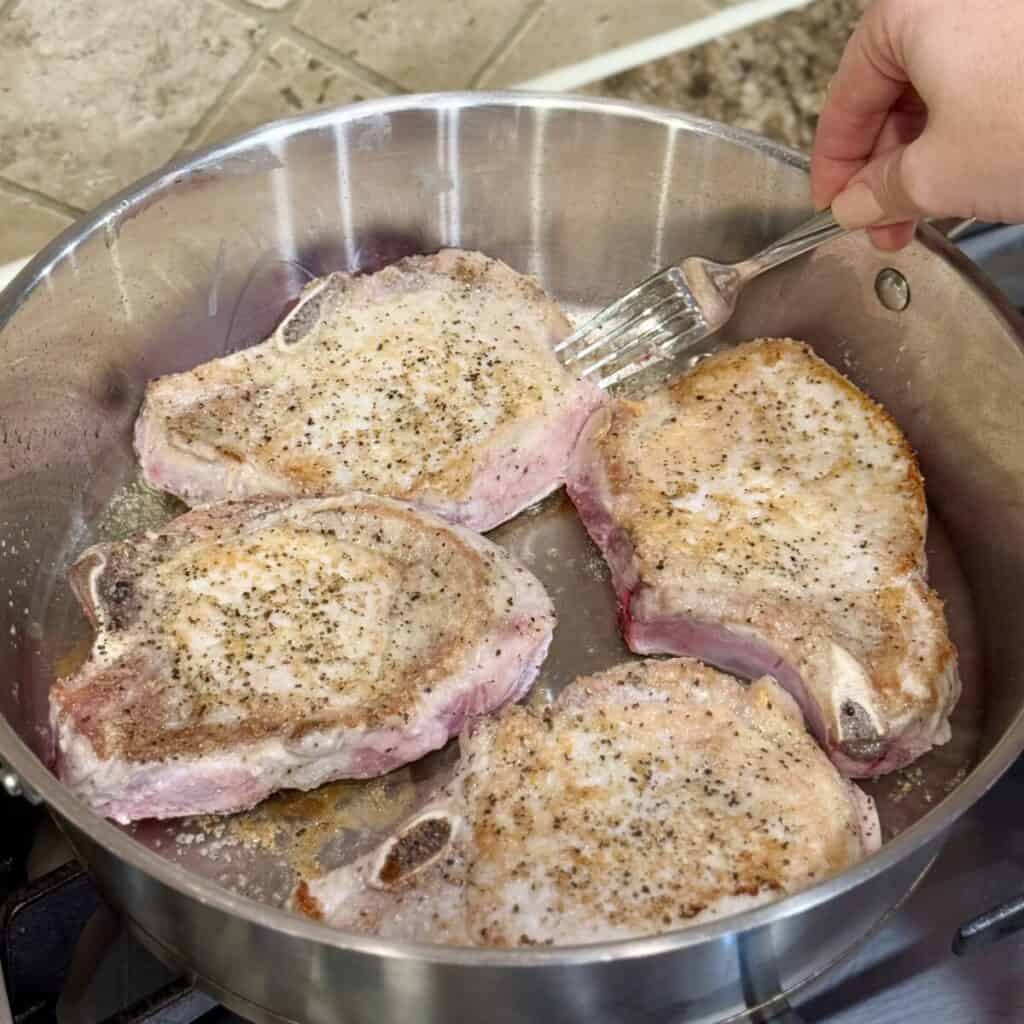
[
  {"xmin": 567, "ymin": 339, "xmax": 960, "ymax": 777},
  {"xmin": 135, "ymin": 249, "xmax": 605, "ymax": 532},
  {"xmin": 294, "ymin": 658, "xmax": 880, "ymax": 945},
  {"xmin": 50, "ymin": 494, "xmax": 554, "ymax": 823}
]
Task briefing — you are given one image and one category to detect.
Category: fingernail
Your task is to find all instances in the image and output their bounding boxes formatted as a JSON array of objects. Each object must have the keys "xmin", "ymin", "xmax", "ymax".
[{"xmin": 831, "ymin": 182, "xmax": 885, "ymax": 230}]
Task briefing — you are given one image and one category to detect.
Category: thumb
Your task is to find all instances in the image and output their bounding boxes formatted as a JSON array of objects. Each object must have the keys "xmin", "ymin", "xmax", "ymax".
[{"xmin": 831, "ymin": 140, "xmax": 932, "ymax": 229}]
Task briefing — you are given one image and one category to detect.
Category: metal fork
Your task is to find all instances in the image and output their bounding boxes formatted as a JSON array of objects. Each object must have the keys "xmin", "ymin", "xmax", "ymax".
[{"xmin": 555, "ymin": 209, "xmax": 847, "ymax": 388}]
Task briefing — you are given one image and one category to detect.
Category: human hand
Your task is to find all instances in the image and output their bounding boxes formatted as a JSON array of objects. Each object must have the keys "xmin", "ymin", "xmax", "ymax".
[{"xmin": 810, "ymin": 0, "xmax": 1024, "ymax": 250}]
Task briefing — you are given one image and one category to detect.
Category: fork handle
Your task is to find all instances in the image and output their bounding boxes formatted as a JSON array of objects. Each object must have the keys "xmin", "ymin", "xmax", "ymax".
[{"xmin": 736, "ymin": 209, "xmax": 847, "ymax": 281}]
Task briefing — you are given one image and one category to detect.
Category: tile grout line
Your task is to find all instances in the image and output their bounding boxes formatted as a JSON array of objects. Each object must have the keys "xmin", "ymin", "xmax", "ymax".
[
  {"xmin": 181, "ymin": 0, "xmax": 298, "ymax": 151},
  {"xmin": 179, "ymin": 44, "xmax": 270, "ymax": 151},
  {"xmin": 211, "ymin": 0, "xmax": 406, "ymax": 95},
  {"xmin": 0, "ymin": 177, "xmax": 85, "ymax": 220},
  {"xmin": 285, "ymin": 24, "xmax": 408, "ymax": 95},
  {"xmin": 468, "ymin": 0, "xmax": 546, "ymax": 90}
]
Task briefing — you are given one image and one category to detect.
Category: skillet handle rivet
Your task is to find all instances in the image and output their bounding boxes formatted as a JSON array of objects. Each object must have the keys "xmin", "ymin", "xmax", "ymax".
[
  {"xmin": 0, "ymin": 758, "xmax": 39, "ymax": 803},
  {"xmin": 876, "ymin": 268, "xmax": 911, "ymax": 311},
  {"xmin": 2, "ymin": 768, "xmax": 23, "ymax": 798}
]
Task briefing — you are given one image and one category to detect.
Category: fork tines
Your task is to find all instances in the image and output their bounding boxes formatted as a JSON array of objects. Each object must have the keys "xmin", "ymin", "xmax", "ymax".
[{"xmin": 555, "ymin": 267, "xmax": 709, "ymax": 388}]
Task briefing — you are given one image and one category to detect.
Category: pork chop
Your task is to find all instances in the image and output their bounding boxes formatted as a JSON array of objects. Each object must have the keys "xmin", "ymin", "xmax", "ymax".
[
  {"xmin": 135, "ymin": 249, "xmax": 605, "ymax": 532},
  {"xmin": 50, "ymin": 494, "xmax": 555, "ymax": 823},
  {"xmin": 294, "ymin": 658, "xmax": 880, "ymax": 946},
  {"xmin": 566, "ymin": 339, "xmax": 960, "ymax": 777}
]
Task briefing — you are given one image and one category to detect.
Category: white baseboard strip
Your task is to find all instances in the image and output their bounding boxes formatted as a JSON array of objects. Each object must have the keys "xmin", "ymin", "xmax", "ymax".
[{"xmin": 512, "ymin": 0, "xmax": 815, "ymax": 92}]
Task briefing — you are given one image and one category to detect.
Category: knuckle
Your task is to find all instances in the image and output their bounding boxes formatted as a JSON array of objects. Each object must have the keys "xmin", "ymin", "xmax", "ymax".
[{"xmin": 871, "ymin": 0, "xmax": 924, "ymax": 63}]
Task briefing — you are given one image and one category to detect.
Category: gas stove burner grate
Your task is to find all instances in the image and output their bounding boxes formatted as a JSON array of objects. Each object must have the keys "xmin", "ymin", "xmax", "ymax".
[
  {"xmin": 0, "ymin": 803, "xmax": 239, "ymax": 1024},
  {"xmin": 956, "ymin": 222, "xmax": 1024, "ymax": 312}
]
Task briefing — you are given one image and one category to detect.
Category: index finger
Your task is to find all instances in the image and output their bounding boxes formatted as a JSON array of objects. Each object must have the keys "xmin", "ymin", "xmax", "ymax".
[{"xmin": 810, "ymin": 3, "xmax": 911, "ymax": 207}]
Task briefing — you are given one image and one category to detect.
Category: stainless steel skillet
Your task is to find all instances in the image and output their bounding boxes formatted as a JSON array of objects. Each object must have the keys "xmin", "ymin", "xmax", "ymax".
[{"xmin": 1, "ymin": 92, "xmax": 1023, "ymax": 1024}]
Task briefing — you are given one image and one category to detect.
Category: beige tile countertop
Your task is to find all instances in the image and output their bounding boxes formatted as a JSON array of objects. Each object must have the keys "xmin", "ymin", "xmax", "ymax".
[{"xmin": 0, "ymin": 0, "xmax": 867, "ymax": 276}]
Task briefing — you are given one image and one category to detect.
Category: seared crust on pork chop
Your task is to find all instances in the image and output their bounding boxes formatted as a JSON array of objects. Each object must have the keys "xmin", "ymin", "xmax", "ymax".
[
  {"xmin": 567, "ymin": 339, "xmax": 960, "ymax": 776},
  {"xmin": 294, "ymin": 658, "xmax": 879, "ymax": 945},
  {"xmin": 50, "ymin": 494, "xmax": 554, "ymax": 823},
  {"xmin": 135, "ymin": 249, "xmax": 605, "ymax": 531}
]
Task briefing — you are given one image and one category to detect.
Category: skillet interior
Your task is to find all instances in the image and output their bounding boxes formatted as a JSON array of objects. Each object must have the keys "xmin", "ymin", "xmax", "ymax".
[{"xmin": 0, "ymin": 97, "xmax": 1022, "ymax": 987}]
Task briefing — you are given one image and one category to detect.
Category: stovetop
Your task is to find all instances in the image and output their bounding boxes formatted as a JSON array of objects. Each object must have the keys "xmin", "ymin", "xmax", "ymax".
[
  {"xmin": 795, "ymin": 756, "xmax": 1024, "ymax": 1022},
  {"xmin": 2, "ymin": 224, "xmax": 1023, "ymax": 1024}
]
